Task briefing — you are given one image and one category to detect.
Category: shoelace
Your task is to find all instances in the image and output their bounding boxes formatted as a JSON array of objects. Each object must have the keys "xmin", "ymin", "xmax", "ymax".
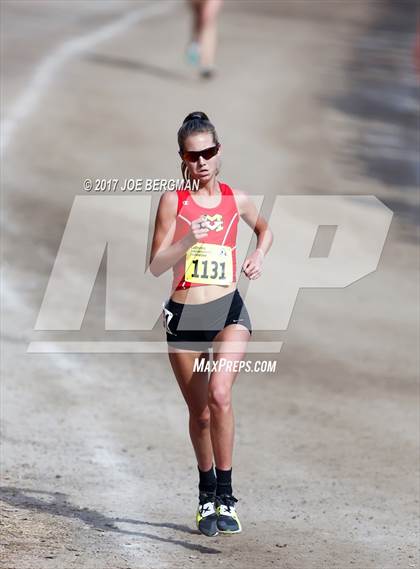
[
  {"xmin": 198, "ymin": 503, "xmax": 212, "ymax": 515},
  {"xmin": 216, "ymin": 494, "xmax": 238, "ymax": 513},
  {"xmin": 199, "ymin": 492, "xmax": 216, "ymax": 514}
]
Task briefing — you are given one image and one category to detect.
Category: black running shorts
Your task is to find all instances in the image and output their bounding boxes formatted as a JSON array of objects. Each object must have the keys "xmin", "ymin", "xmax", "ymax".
[{"xmin": 161, "ymin": 289, "xmax": 252, "ymax": 351}]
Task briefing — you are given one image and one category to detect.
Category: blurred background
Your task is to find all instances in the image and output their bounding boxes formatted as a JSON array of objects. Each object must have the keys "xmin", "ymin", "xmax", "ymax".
[{"xmin": 1, "ymin": 1, "xmax": 418, "ymax": 568}]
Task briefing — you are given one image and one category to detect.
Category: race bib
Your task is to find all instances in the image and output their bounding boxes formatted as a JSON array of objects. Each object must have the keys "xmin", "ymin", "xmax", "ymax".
[{"xmin": 185, "ymin": 243, "xmax": 233, "ymax": 285}]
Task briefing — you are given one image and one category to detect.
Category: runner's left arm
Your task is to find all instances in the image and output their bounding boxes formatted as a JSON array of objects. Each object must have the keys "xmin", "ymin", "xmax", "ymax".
[{"xmin": 233, "ymin": 189, "xmax": 274, "ymax": 279}]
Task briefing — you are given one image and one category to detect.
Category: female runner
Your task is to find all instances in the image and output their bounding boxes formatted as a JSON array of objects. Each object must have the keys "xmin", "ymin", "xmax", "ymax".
[
  {"xmin": 149, "ymin": 112, "xmax": 273, "ymax": 536},
  {"xmin": 186, "ymin": 0, "xmax": 224, "ymax": 79}
]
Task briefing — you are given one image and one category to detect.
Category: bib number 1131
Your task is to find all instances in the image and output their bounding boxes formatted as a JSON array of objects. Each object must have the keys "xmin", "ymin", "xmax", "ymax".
[{"xmin": 185, "ymin": 243, "xmax": 233, "ymax": 285}]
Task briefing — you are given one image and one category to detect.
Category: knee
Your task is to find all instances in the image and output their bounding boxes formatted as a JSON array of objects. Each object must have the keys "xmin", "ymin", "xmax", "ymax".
[
  {"xmin": 190, "ymin": 407, "xmax": 211, "ymax": 430},
  {"xmin": 208, "ymin": 386, "xmax": 231, "ymax": 412}
]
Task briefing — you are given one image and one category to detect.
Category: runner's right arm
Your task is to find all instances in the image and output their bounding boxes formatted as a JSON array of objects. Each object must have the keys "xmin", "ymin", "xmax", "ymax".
[{"xmin": 149, "ymin": 191, "xmax": 209, "ymax": 277}]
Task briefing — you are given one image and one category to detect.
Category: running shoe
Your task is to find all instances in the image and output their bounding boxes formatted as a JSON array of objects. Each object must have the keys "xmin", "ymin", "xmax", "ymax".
[
  {"xmin": 186, "ymin": 41, "xmax": 200, "ymax": 66},
  {"xmin": 216, "ymin": 494, "xmax": 242, "ymax": 534},
  {"xmin": 200, "ymin": 66, "xmax": 216, "ymax": 80},
  {"xmin": 196, "ymin": 491, "xmax": 218, "ymax": 537}
]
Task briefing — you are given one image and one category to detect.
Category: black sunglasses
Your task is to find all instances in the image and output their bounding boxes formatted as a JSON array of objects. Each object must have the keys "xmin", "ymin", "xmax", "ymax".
[{"xmin": 180, "ymin": 144, "xmax": 220, "ymax": 162}]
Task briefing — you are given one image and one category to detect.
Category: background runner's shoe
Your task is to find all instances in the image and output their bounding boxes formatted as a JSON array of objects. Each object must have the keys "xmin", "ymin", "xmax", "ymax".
[
  {"xmin": 196, "ymin": 491, "xmax": 218, "ymax": 537},
  {"xmin": 200, "ymin": 66, "xmax": 216, "ymax": 80},
  {"xmin": 186, "ymin": 41, "xmax": 200, "ymax": 66},
  {"xmin": 216, "ymin": 494, "xmax": 242, "ymax": 534}
]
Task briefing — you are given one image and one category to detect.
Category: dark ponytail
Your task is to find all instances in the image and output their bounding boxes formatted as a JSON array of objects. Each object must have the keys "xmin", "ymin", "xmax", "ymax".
[{"xmin": 183, "ymin": 111, "xmax": 210, "ymax": 124}]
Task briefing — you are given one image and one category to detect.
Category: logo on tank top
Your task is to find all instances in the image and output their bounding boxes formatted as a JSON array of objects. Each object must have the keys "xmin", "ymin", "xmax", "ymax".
[{"xmin": 203, "ymin": 213, "xmax": 223, "ymax": 232}]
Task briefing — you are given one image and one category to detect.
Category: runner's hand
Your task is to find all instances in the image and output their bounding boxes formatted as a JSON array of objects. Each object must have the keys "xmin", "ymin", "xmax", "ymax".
[
  {"xmin": 186, "ymin": 215, "xmax": 209, "ymax": 245},
  {"xmin": 242, "ymin": 249, "xmax": 264, "ymax": 280}
]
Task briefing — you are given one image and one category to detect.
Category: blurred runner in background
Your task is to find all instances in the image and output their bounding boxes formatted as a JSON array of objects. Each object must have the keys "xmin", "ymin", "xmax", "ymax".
[{"xmin": 186, "ymin": 0, "xmax": 224, "ymax": 79}]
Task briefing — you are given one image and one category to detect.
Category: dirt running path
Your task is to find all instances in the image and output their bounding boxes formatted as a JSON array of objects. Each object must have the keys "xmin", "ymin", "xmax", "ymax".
[{"xmin": 1, "ymin": 1, "xmax": 418, "ymax": 568}]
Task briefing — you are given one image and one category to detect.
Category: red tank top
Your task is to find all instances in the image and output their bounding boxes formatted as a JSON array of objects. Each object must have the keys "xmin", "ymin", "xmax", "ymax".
[{"xmin": 171, "ymin": 182, "xmax": 239, "ymax": 291}]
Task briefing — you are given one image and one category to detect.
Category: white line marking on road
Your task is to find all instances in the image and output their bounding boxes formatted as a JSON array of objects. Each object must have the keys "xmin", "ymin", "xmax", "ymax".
[{"xmin": 0, "ymin": 1, "xmax": 175, "ymax": 156}]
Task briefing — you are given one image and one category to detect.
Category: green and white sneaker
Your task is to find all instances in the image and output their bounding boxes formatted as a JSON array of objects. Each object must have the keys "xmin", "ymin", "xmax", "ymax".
[
  {"xmin": 196, "ymin": 491, "xmax": 218, "ymax": 537},
  {"xmin": 216, "ymin": 494, "xmax": 242, "ymax": 534}
]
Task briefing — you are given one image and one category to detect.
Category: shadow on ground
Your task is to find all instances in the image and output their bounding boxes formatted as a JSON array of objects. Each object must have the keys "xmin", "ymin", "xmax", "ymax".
[
  {"xmin": 0, "ymin": 486, "xmax": 222, "ymax": 555},
  {"xmin": 326, "ymin": 0, "xmax": 418, "ymax": 235}
]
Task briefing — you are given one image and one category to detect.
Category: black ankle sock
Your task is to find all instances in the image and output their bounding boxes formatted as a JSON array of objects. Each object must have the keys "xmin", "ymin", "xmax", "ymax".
[
  {"xmin": 215, "ymin": 467, "xmax": 233, "ymax": 496},
  {"xmin": 198, "ymin": 464, "xmax": 217, "ymax": 493}
]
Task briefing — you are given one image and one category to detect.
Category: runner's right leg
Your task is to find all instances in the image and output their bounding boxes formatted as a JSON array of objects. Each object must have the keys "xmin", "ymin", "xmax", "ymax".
[
  {"xmin": 168, "ymin": 347, "xmax": 212, "ymax": 469},
  {"xmin": 168, "ymin": 347, "xmax": 218, "ymax": 536}
]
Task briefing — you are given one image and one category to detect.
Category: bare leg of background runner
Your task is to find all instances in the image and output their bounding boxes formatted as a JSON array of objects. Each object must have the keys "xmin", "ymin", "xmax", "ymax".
[{"xmin": 189, "ymin": 0, "xmax": 223, "ymax": 73}]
